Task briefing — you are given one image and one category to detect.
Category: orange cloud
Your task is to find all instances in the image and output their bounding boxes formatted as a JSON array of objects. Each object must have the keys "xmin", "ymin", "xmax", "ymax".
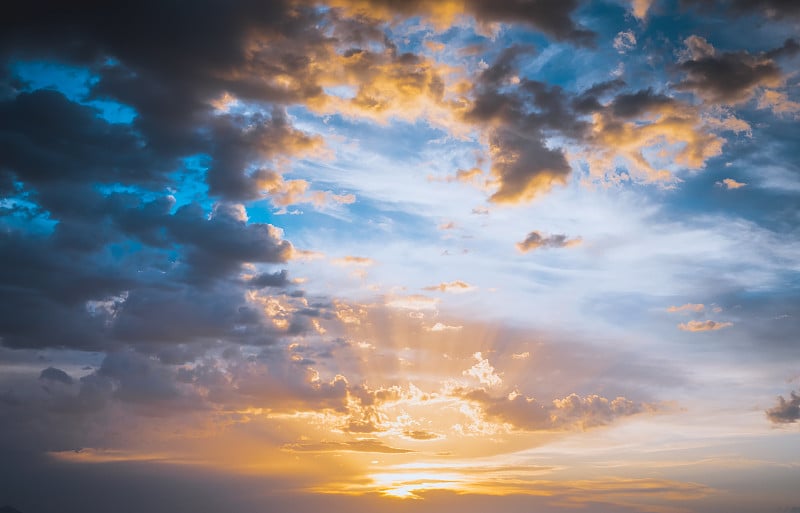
[
  {"xmin": 667, "ymin": 303, "xmax": 705, "ymax": 313},
  {"xmin": 716, "ymin": 178, "xmax": 747, "ymax": 189},
  {"xmin": 678, "ymin": 320, "xmax": 733, "ymax": 332},
  {"xmin": 423, "ymin": 280, "xmax": 474, "ymax": 293}
]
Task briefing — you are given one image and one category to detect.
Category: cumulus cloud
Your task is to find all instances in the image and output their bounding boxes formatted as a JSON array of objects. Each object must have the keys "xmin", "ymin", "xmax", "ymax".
[
  {"xmin": 678, "ymin": 320, "xmax": 733, "ymax": 331},
  {"xmin": 676, "ymin": 36, "xmax": 796, "ymax": 105},
  {"xmin": 516, "ymin": 231, "xmax": 581, "ymax": 252},
  {"xmin": 460, "ymin": 389, "xmax": 647, "ymax": 431},
  {"xmin": 581, "ymin": 88, "xmax": 727, "ymax": 183},
  {"xmin": 766, "ymin": 391, "xmax": 800, "ymax": 424},
  {"xmin": 464, "ymin": 352, "xmax": 503, "ymax": 387}
]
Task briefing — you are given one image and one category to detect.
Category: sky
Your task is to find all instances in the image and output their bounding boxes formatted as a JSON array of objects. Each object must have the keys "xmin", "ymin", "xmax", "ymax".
[{"xmin": 0, "ymin": 1, "xmax": 799, "ymax": 512}]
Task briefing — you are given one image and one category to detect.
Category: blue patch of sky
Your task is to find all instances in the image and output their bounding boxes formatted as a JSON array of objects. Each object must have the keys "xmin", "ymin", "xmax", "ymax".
[
  {"xmin": 12, "ymin": 60, "xmax": 136, "ymax": 124},
  {"xmin": 273, "ymin": 187, "xmax": 437, "ymax": 247},
  {"xmin": 167, "ymin": 155, "xmax": 213, "ymax": 214}
]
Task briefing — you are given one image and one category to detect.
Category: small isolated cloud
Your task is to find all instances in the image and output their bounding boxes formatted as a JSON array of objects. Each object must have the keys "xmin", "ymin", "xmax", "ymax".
[
  {"xmin": 333, "ymin": 256, "xmax": 375, "ymax": 266},
  {"xmin": 614, "ymin": 30, "xmax": 637, "ymax": 53},
  {"xmin": 516, "ymin": 231, "xmax": 581, "ymax": 253},
  {"xmin": 766, "ymin": 391, "xmax": 800, "ymax": 424},
  {"xmin": 439, "ymin": 221, "xmax": 456, "ymax": 230},
  {"xmin": 426, "ymin": 322, "xmax": 463, "ymax": 332},
  {"xmin": 472, "ymin": 206, "xmax": 490, "ymax": 215},
  {"xmin": 678, "ymin": 320, "xmax": 733, "ymax": 332},
  {"xmin": 667, "ymin": 303, "xmax": 705, "ymax": 313},
  {"xmin": 464, "ymin": 352, "xmax": 502, "ymax": 387},
  {"xmin": 512, "ymin": 352, "xmax": 530, "ymax": 360},
  {"xmin": 716, "ymin": 178, "xmax": 747, "ymax": 189},
  {"xmin": 423, "ymin": 280, "xmax": 474, "ymax": 293}
]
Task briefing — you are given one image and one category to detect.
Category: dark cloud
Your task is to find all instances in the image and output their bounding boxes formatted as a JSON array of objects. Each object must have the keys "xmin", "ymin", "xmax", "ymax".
[
  {"xmin": 248, "ymin": 270, "xmax": 291, "ymax": 288},
  {"xmin": 0, "ymin": 90, "xmax": 167, "ymax": 188},
  {"xmin": 329, "ymin": 0, "xmax": 595, "ymax": 45},
  {"xmin": 516, "ymin": 231, "xmax": 580, "ymax": 252},
  {"xmin": 684, "ymin": 0, "xmax": 800, "ymax": 20},
  {"xmin": 766, "ymin": 391, "xmax": 800, "ymax": 424},
  {"xmin": 39, "ymin": 367, "xmax": 73, "ymax": 386},
  {"xmin": 464, "ymin": 47, "xmax": 584, "ymax": 203},
  {"xmin": 675, "ymin": 36, "xmax": 791, "ymax": 104}
]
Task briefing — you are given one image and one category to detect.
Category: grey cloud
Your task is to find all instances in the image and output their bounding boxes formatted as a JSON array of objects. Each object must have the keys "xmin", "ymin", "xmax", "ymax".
[
  {"xmin": 462, "ymin": 388, "xmax": 646, "ymax": 431},
  {"xmin": 464, "ymin": 47, "xmax": 583, "ymax": 203},
  {"xmin": 676, "ymin": 37, "xmax": 793, "ymax": 104},
  {"xmin": 684, "ymin": 0, "xmax": 800, "ymax": 20},
  {"xmin": 516, "ymin": 231, "xmax": 580, "ymax": 252},
  {"xmin": 330, "ymin": 0, "xmax": 595, "ymax": 45},
  {"xmin": 766, "ymin": 391, "xmax": 800, "ymax": 424},
  {"xmin": 248, "ymin": 270, "xmax": 291, "ymax": 288},
  {"xmin": 39, "ymin": 367, "xmax": 73, "ymax": 386}
]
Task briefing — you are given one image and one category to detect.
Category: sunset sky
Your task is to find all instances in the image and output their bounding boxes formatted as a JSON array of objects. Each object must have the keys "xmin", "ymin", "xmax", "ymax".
[{"xmin": 1, "ymin": 1, "xmax": 799, "ymax": 512}]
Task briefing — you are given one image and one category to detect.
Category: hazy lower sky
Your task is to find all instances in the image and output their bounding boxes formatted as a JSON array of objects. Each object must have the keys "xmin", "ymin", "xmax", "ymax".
[{"xmin": 1, "ymin": 1, "xmax": 799, "ymax": 512}]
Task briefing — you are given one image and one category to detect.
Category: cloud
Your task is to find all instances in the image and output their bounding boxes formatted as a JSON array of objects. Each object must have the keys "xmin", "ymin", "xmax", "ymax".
[
  {"xmin": 678, "ymin": 320, "xmax": 733, "ymax": 331},
  {"xmin": 426, "ymin": 322, "xmax": 463, "ymax": 332},
  {"xmin": 613, "ymin": 30, "xmax": 637, "ymax": 53},
  {"xmin": 676, "ymin": 36, "xmax": 794, "ymax": 105},
  {"xmin": 582, "ymin": 88, "xmax": 727, "ymax": 183},
  {"xmin": 39, "ymin": 367, "xmax": 74, "ymax": 386},
  {"xmin": 282, "ymin": 439, "xmax": 413, "ymax": 453},
  {"xmin": 327, "ymin": 0, "xmax": 595, "ymax": 45},
  {"xmin": 688, "ymin": 0, "xmax": 800, "ymax": 20},
  {"xmin": 758, "ymin": 89, "xmax": 800, "ymax": 116},
  {"xmin": 630, "ymin": 0, "xmax": 654, "ymax": 19},
  {"xmin": 667, "ymin": 303, "xmax": 706, "ymax": 313},
  {"xmin": 332, "ymin": 256, "xmax": 374, "ymax": 266},
  {"xmin": 385, "ymin": 294, "xmax": 440, "ymax": 311},
  {"xmin": 460, "ymin": 389, "xmax": 647, "ymax": 431},
  {"xmin": 464, "ymin": 352, "xmax": 502, "ymax": 387},
  {"xmin": 246, "ymin": 270, "xmax": 291, "ymax": 289},
  {"xmin": 422, "ymin": 280, "xmax": 474, "ymax": 293},
  {"xmin": 516, "ymin": 231, "xmax": 581, "ymax": 253},
  {"xmin": 401, "ymin": 429, "xmax": 442, "ymax": 440},
  {"xmin": 511, "ymin": 352, "xmax": 530, "ymax": 360},
  {"xmin": 464, "ymin": 46, "xmax": 585, "ymax": 204},
  {"xmin": 716, "ymin": 178, "xmax": 747, "ymax": 189},
  {"xmin": 766, "ymin": 391, "xmax": 800, "ymax": 424}
]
